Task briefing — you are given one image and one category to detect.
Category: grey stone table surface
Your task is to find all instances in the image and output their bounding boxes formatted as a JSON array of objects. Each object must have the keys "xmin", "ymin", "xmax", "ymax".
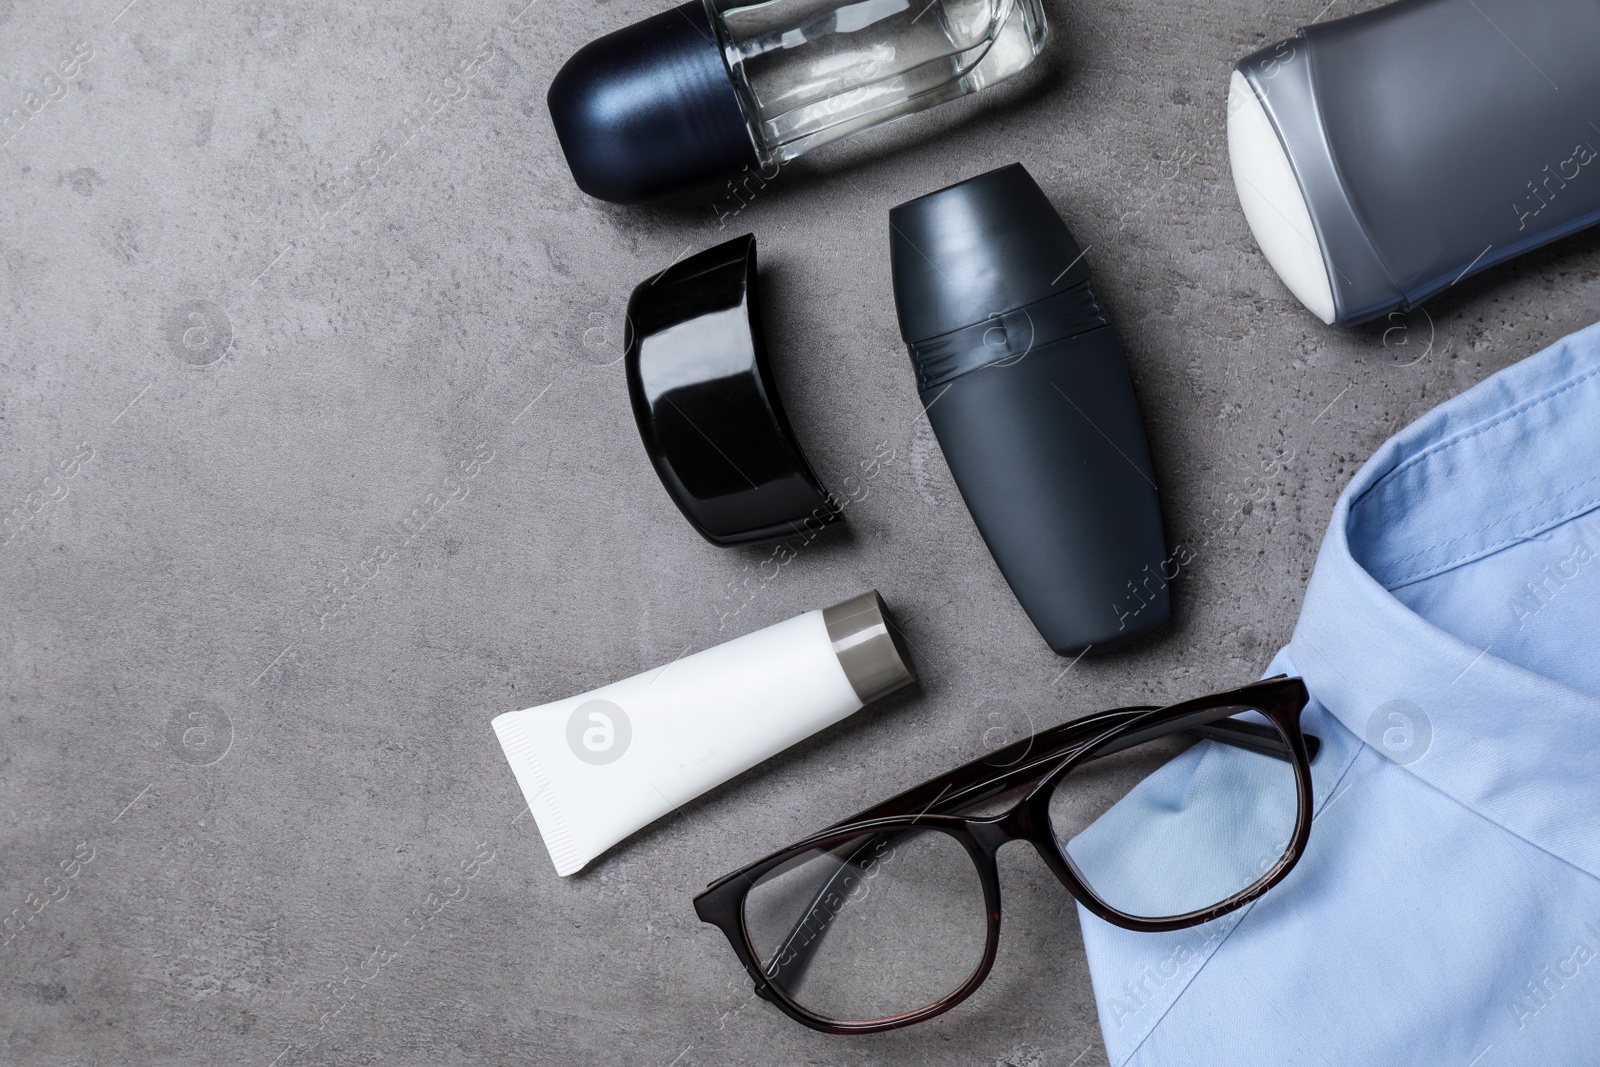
[{"xmin": 3, "ymin": 0, "xmax": 1595, "ymax": 1064}]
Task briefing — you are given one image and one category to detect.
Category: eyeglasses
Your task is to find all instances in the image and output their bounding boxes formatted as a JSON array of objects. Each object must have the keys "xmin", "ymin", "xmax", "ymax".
[{"xmin": 693, "ymin": 677, "xmax": 1316, "ymax": 1034}]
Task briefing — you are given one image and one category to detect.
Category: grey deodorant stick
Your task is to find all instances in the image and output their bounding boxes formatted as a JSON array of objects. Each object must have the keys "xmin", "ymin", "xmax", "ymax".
[
  {"xmin": 888, "ymin": 164, "xmax": 1169, "ymax": 655},
  {"xmin": 1229, "ymin": 0, "xmax": 1600, "ymax": 326}
]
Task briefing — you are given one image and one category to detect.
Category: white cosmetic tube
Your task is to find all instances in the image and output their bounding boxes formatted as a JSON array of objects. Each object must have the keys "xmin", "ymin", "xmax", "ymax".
[{"xmin": 492, "ymin": 590, "xmax": 915, "ymax": 876}]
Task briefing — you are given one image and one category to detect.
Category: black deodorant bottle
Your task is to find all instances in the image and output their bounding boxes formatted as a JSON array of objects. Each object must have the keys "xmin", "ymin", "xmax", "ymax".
[{"xmin": 889, "ymin": 164, "xmax": 1168, "ymax": 655}]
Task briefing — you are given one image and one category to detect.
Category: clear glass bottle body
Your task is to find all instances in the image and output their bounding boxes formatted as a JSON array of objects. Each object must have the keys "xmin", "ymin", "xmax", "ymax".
[{"xmin": 706, "ymin": 0, "xmax": 1048, "ymax": 165}]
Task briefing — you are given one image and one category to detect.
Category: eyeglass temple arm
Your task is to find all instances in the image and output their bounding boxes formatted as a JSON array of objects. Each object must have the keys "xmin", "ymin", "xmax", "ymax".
[
  {"xmin": 820, "ymin": 706, "xmax": 1156, "ymax": 834},
  {"xmin": 1189, "ymin": 718, "xmax": 1318, "ymax": 761},
  {"xmin": 825, "ymin": 710, "xmax": 1315, "ymax": 834},
  {"xmin": 762, "ymin": 713, "xmax": 1316, "ymax": 991}
]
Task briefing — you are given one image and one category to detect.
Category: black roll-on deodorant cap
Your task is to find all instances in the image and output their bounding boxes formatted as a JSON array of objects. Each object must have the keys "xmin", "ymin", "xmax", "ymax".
[
  {"xmin": 889, "ymin": 164, "xmax": 1170, "ymax": 655},
  {"xmin": 547, "ymin": 1, "xmax": 759, "ymax": 205},
  {"xmin": 891, "ymin": 163, "xmax": 1095, "ymax": 346}
]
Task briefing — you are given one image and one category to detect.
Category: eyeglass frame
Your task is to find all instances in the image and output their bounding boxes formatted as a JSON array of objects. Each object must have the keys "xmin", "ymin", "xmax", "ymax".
[{"xmin": 692, "ymin": 676, "xmax": 1317, "ymax": 1035}]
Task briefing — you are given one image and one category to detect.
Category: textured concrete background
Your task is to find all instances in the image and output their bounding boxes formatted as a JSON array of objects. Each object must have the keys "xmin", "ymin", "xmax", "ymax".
[{"xmin": 4, "ymin": 0, "xmax": 1598, "ymax": 1063}]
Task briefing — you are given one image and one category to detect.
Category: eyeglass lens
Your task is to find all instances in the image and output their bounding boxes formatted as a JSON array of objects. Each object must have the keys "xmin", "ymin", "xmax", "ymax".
[
  {"xmin": 1050, "ymin": 704, "xmax": 1301, "ymax": 920},
  {"xmin": 741, "ymin": 826, "xmax": 988, "ymax": 1026}
]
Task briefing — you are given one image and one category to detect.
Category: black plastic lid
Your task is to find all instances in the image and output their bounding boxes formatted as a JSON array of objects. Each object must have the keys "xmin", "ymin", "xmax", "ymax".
[
  {"xmin": 623, "ymin": 234, "xmax": 840, "ymax": 546},
  {"xmin": 889, "ymin": 163, "xmax": 1095, "ymax": 343},
  {"xmin": 547, "ymin": 1, "xmax": 761, "ymax": 205}
]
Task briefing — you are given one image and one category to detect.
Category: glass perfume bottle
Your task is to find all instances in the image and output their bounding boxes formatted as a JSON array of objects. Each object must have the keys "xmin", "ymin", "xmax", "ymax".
[{"xmin": 547, "ymin": 0, "xmax": 1048, "ymax": 204}]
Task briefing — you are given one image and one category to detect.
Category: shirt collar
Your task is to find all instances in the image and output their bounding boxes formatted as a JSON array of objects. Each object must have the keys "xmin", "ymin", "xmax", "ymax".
[{"xmin": 1290, "ymin": 322, "xmax": 1600, "ymax": 879}]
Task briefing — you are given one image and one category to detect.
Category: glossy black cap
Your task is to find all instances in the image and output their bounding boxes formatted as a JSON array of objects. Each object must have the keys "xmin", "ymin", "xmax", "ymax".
[
  {"xmin": 548, "ymin": 1, "xmax": 761, "ymax": 205},
  {"xmin": 624, "ymin": 234, "xmax": 840, "ymax": 546},
  {"xmin": 889, "ymin": 163, "xmax": 1095, "ymax": 343}
]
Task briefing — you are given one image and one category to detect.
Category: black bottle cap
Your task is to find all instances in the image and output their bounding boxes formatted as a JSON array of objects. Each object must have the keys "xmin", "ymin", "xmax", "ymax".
[
  {"xmin": 547, "ymin": 1, "xmax": 761, "ymax": 205},
  {"xmin": 624, "ymin": 234, "xmax": 840, "ymax": 546},
  {"xmin": 889, "ymin": 163, "xmax": 1096, "ymax": 344}
]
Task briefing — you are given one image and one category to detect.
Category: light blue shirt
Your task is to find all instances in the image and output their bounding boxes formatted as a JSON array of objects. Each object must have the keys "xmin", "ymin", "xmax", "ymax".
[{"xmin": 1079, "ymin": 322, "xmax": 1600, "ymax": 1065}]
